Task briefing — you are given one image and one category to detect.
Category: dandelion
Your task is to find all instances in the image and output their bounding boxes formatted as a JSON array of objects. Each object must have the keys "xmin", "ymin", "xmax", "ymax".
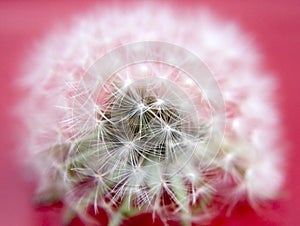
[{"xmin": 19, "ymin": 3, "xmax": 283, "ymax": 226}]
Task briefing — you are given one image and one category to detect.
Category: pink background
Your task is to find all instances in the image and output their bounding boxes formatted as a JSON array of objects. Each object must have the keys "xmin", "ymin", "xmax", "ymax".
[{"xmin": 0, "ymin": 0, "xmax": 299, "ymax": 225}]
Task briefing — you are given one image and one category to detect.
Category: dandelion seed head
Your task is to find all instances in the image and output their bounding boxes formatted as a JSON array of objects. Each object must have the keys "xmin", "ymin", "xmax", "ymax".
[{"xmin": 19, "ymin": 3, "xmax": 284, "ymax": 225}]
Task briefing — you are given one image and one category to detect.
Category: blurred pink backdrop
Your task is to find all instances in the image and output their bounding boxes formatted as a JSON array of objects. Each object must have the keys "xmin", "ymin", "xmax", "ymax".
[{"xmin": 0, "ymin": 0, "xmax": 299, "ymax": 225}]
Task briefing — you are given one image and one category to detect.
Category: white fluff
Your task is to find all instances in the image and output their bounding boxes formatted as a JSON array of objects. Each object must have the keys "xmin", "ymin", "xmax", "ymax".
[{"xmin": 19, "ymin": 3, "xmax": 283, "ymax": 225}]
